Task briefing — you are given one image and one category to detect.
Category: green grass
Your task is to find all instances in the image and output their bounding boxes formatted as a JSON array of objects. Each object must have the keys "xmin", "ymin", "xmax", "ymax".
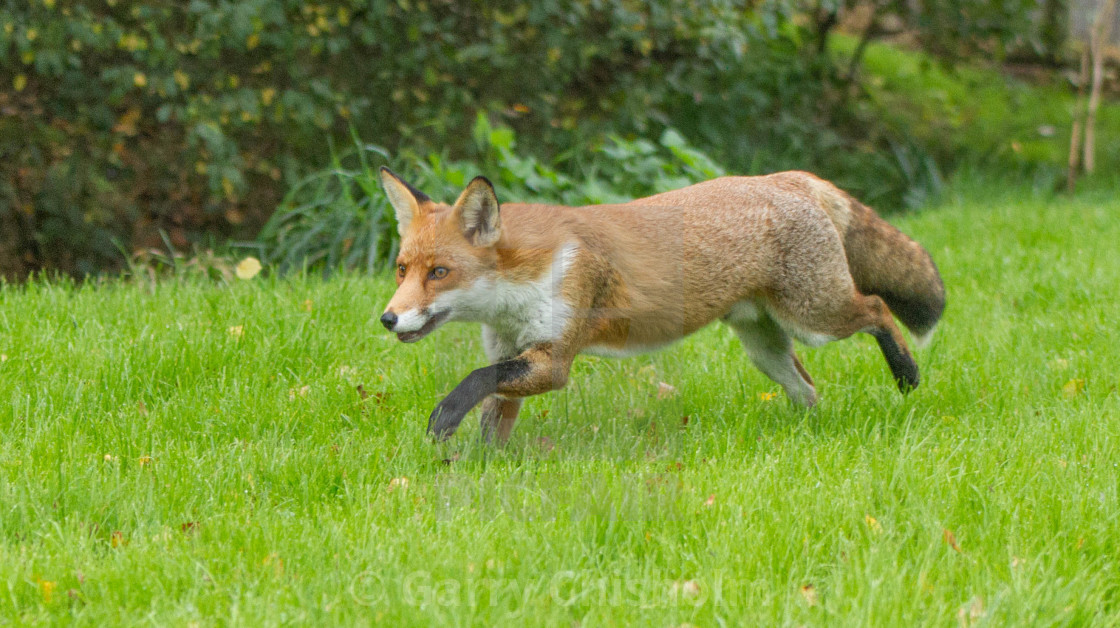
[{"xmin": 2, "ymin": 183, "xmax": 1119, "ymax": 625}]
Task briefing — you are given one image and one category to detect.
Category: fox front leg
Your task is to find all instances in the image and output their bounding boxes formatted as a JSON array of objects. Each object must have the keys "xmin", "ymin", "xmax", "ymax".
[{"xmin": 427, "ymin": 344, "xmax": 572, "ymax": 440}]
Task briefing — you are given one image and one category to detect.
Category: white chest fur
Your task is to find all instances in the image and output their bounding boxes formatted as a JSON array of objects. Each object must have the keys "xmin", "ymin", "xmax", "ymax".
[{"xmin": 442, "ymin": 244, "xmax": 578, "ymax": 353}]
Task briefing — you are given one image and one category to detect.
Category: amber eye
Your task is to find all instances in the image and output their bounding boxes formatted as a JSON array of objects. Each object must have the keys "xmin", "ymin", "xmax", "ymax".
[
  {"xmin": 429, "ymin": 266, "xmax": 449, "ymax": 280},
  {"xmin": 397, "ymin": 264, "xmax": 406, "ymax": 276}
]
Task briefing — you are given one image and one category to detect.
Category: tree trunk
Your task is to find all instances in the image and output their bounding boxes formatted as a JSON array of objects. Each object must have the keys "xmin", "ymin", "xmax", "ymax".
[
  {"xmin": 1084, "ymin": 0, "xmax": 1118, "ymax": 174},
  {"xmin": 1068, "ymin": 48, "xmax": 1090, "ymax": 194}
]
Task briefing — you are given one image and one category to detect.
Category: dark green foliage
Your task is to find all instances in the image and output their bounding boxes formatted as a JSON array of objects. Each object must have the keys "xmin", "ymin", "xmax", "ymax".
[
  {"xmin": 260, "ymin": 116, "xmax": 729, "ymax": 274},
  {"xmin": 0, "ymin": 0, "xmax": 1079, "ymax": 278}
]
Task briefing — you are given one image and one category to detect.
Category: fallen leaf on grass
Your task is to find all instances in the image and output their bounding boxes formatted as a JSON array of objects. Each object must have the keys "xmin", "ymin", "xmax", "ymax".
[
  {"xmin": 228, "ymin": 325, "xmax": 244, "ymax": 338},
  {"xmin": 235, "ymin": 257, "xmax": 262, "ymax": 280},
  {"xmin": 300, "ymin": 299, "xmax": 313, "ymax": 312},
  {"xmin": 958, "ymin": 596, "xmax": 985, "ymax": 625},
  {"xmin": 37, "ymin": 579, "xmax": 56, "ymax": 604},
  {"xmin": 138, "ymin": 456, "xmax": 152, "ymax": 468},
  {"xmin": 657, "ymin": 382, "xmax": 677, "ymax": 399},
  {"xmin": 288, "ymin": 385, "xmax": 310, "ymax": 400},
  {"xmin": 865, "ymin": 514, "xmax": 883, "ymax": 535},
  {"xmin": 180, "ymin": 521, "xmax": 200, "ymax": 535},
  {"xmin": 388, "ymin": 477, "xmax": 409, "ymax": 492},
  {"xmin": 670, "ymin": 580, "xmax": 701, "ymax": 600},
  {"xmin": 110, "ymin": 531, "xmax": 126, "ymax": 548},
  {"xmin": 703, "ymin": 494, "xmax": 716, "ymax": 507},
  {"xmin": 943, "ymin": 528, "xmax": 962, "ymax": 553},
  {"xmin": 799, "ymin": 584, "xmax": 818, "ymax": 606},
  {"xmin": 1062, "ymin": 379, "xmax": 1085, "ymax": 398}
]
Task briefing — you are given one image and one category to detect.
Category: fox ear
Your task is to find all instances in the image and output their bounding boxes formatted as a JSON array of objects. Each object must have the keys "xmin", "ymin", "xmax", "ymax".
[
  {"xmin": 379, "ymin": 167, "xmax": 430, "ymax": 237},
  {"xmin": 453, "ymin": 176, "xmax": 501, "ymax": 247}
]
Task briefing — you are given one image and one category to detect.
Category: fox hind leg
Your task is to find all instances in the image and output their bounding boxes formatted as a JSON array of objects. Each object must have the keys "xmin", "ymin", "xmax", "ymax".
[
  {"xmin": 724, "ymin": 302, "xmax": 818, "ymax": 407},
  {"xmin": 479, "ymin": 396, "xmax": 524, "ymax": 443},
  {"xmin": 769, "ymin": 290, "xmax": 920, "ymax": 393}
]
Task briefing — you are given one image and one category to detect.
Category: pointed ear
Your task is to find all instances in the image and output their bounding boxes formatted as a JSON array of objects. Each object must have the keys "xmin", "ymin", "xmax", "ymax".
[
  {"xmin": 379, "ymin": 167, "xmax": 430, "ymax": 237},
  {"xmin": 453, "ymin": 176, "xmax": 501, "ymax": 247}
]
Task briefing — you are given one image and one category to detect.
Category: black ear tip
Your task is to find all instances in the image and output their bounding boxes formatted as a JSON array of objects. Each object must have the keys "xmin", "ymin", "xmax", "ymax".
[
  {"xmin": 469, "ymin": 175, "xmax": 495, "ymax": 189},
  {"xmin": 379, "ymin": 166, "xmax": 394, "ymax": 177}
]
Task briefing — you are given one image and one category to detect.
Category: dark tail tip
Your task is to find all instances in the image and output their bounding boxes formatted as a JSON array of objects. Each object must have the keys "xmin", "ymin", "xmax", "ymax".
[{"xmin": 878, "ymin": 290, "xmax": 945, "ymax": 340}]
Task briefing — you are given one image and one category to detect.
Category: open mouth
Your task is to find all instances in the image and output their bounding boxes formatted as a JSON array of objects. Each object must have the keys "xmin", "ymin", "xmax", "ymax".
[{"xmin": 396, "ymin": 310, "xmax": 450, "ymax": 343}]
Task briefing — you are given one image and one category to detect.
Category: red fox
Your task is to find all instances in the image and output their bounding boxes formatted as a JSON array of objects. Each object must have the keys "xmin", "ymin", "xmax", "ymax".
[{"xmin": 378, "ymin": 167, "xmax": 945, "ymax": 442}]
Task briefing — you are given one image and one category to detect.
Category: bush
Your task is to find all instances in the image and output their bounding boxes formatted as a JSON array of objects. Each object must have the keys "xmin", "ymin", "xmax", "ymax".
[
  {"xmin": 258, "ymin": 115, "xmax": 728, "ymax": 274},
  {"xmin": 0, "ymin": 0, "xmax": 1075, "ymax": 278}
]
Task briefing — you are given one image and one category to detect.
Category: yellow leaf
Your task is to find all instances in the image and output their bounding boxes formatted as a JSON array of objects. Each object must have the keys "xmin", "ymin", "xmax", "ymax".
[
  {"xmin": 758, "ymin": 391, "xmax": 777, "ymax": 401},
  {"xmin": 388, "ymin": 477, "xmax": 409, "ymax": 492},
  {"xmin": 43, "ymin": 0, "xmax": 56, "ymax": 8},
  {"xmin": 133, "ymin": 72, "xmax": 147, "ymax": 87},
  {"xmin": 246, "ymin": 33, "xmax": 260, "ymax": 50},
  {"xmin": 300, "ymin": 299, "xmax": 313, "ymax": 312},
  {"xmin": 1062, "ymin": 379, "xmax": 1085, "ymax": 398},
  {"xmin": 865, "ymin": 514, "xmax": 883, "ymax": 534},
  {"xmin": 20, "ymin": 50, "xmax": 34, "ymax": 64},
  {"xmin": 261, "ymin": 87, "xmax": 277, "ymax": 106},
  {"xmin": 138, "ymin": 456, "xmax": 152, "ymax": 467},
  {"xmin": 110, "ymin": 530, "xmax": 126, "ymax": 548},
  {"xmin": 221, "ymin": 176, "xmax": 235, "ymax": 199},
  {"xmin": 228, "ymin": 325, "xmax": 244, "ymax": 338},
  {"xmin": 235, "ymin": 257, "xmax": 262, "ymax": 280},
  {"xmin": 0, "ymin": 354, "xmax": 8, "ymax": 362},
  {"xmin": 174, "ymin": 69, "xmax": 190, "ymax": 90},
  {"xmin": 26, "ymin": 28, "xmax": 38, "ymax": 41},
  {"xmin": 38, "ymin": 579, "xmax": 56, "ymax": 604},
  {"xmin": 12, "ymin": 74, "xmax": 26, "ymax": 91}
]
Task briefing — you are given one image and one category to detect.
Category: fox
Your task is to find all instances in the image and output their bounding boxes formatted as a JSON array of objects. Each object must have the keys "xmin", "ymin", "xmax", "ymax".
[{"xmin": 377, "ymin": 166, "xmax": 945, "ymax": 442}]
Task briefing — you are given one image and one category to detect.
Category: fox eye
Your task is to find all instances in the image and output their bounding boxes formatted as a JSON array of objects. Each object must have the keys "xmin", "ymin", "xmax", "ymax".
[
  {"xmin": 397, "ymin": 264, "xmax": 406, "ymax": 276},
  {"xmin": 429, "ymin": 266, "xmax": 449, "ymax": 280}
]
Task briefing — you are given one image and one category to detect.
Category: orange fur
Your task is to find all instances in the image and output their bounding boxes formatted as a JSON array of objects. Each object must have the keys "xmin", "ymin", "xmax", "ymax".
[{"xmin": 378, "ymin": 168, "xmax": 945, "ymax": 441}]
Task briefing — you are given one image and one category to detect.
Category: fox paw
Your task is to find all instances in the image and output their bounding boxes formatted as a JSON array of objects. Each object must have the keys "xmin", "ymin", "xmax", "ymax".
[{"xmin": 427, "ymin": 397, "xmax": 471, "ymax": 440}]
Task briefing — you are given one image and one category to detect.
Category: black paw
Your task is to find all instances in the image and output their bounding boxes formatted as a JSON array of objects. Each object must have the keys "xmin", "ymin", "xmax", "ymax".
[{"xmin": 427, "ymin": 397, "xmax": 471, "ymax": 440}]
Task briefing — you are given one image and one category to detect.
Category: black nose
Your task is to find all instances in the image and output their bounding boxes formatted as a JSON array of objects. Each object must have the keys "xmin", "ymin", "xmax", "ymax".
[{"xmin": 380, "ymin": 312, "xmax": 398, "ymax": 331}]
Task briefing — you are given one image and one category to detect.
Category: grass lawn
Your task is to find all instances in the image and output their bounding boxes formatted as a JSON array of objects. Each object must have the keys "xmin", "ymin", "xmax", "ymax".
[{"xmin": 1, "ymin": 183, "xmax": 1119, "ymax": 625}]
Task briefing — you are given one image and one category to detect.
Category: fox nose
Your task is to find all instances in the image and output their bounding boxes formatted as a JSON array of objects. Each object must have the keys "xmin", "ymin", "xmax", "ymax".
[{"xmin": 380, "ymin": 312, "xmax": 398, "ymax": 331}]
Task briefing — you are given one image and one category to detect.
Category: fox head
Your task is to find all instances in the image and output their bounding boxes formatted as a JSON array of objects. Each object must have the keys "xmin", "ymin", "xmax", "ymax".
[{"xmin": 378, "ymin": 167, "xmax": 503, "ymax": 343}]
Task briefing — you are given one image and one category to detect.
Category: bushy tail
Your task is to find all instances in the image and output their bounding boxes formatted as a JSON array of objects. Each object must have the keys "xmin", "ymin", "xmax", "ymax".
[{"xmin": 828, "ymin": 193, "xmax": 946, "ymax": 347}]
